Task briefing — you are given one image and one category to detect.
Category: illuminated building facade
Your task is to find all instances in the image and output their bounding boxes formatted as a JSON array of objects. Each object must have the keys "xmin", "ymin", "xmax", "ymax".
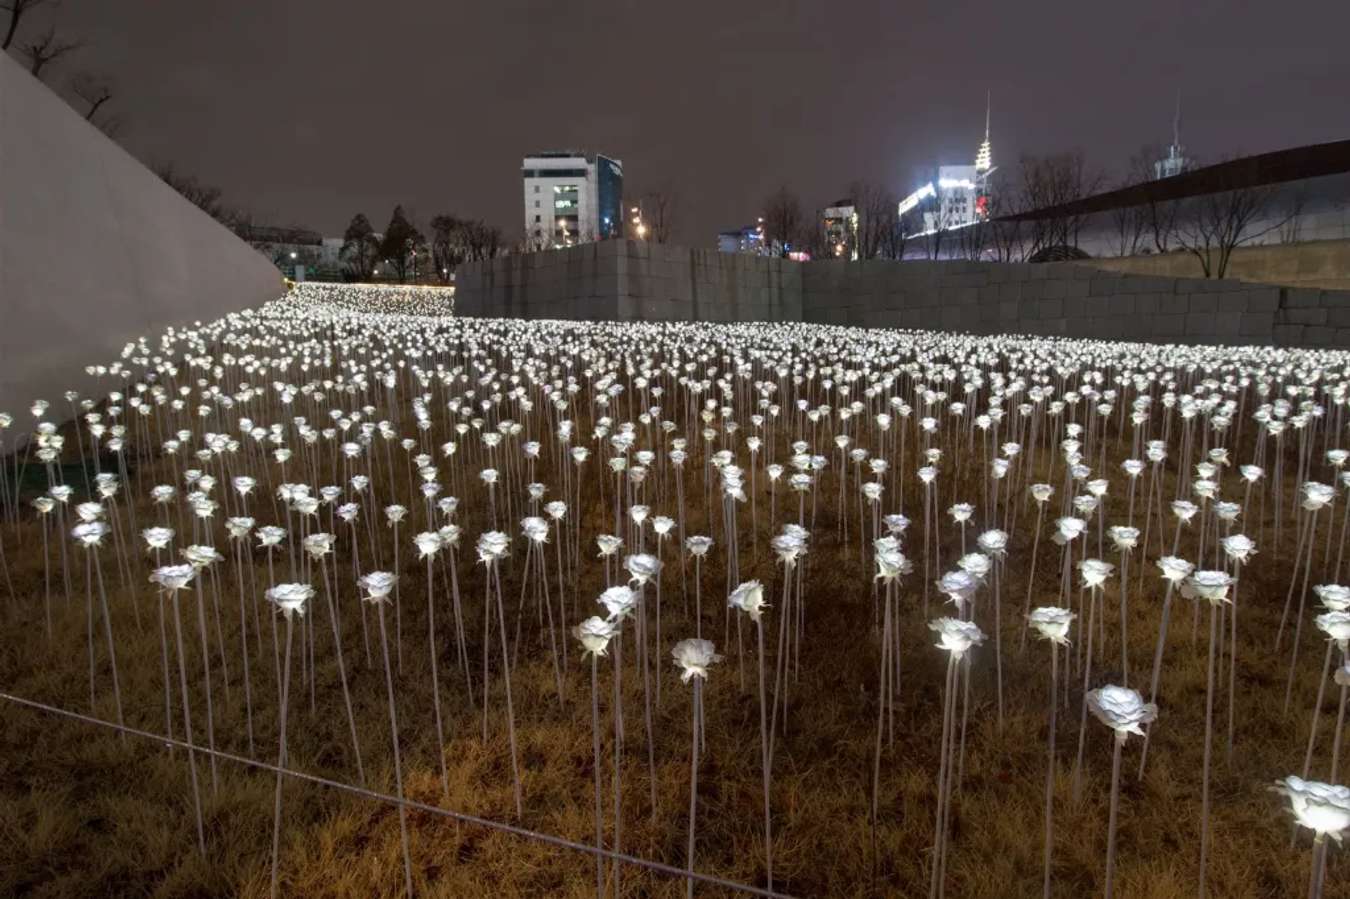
[
  {"xmin": 898, "ymin": 96, "xmax": 996, "ymax": 236},
  {"xmin": 822, "ymin": 200, "xmax": 858, "ymax": 259},
  {"xmin": 522, "ymin": 151, "xmax": 624, "ymax": 248}
]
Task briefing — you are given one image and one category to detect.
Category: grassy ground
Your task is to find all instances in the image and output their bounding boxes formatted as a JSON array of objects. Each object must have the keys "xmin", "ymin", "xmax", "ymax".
[{"xmin": 0, "ymin": 426, "xmax": 1339, "ymax": 897}]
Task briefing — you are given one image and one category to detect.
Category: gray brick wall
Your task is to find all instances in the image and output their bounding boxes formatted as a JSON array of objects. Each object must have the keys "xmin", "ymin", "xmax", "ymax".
[{"xmin": 452, "ymin": 241, "xmax": 1350, "ymax": 347}]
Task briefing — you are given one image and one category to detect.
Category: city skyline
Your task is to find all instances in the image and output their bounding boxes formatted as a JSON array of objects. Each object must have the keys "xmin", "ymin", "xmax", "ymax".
[{"xmin": 24, "ymin": 0, "xmax": 1350, "ymax": 246}]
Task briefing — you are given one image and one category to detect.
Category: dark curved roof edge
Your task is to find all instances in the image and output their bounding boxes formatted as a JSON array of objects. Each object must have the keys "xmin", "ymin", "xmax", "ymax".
[{"xmin": 998, "ymin": 139, "xmax": 1350, "ymax": 222}]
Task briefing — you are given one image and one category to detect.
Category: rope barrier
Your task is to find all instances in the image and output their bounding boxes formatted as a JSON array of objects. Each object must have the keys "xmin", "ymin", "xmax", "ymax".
[{"xmin": 0, "ymin": 690, "xmax": 793, "ymax": 898}]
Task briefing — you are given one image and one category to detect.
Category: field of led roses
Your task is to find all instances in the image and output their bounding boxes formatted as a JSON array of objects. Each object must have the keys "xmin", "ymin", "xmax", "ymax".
[{"xmin": 1, "ymin": 282, "xmax": 1348, "ymax": 897}]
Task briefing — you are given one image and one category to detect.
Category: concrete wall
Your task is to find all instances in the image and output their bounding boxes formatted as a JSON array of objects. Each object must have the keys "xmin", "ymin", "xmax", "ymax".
[
  {"xmin": 1083, "ymin": 238, "xmax": 1350, "ymax": 292},
  {"xmin": 457, "ymin": 240, "xmax": 1350, "ymax": 347},
  {"xmin": 800, "ymin": 259, "xmax": 1350, "ymax": 347},
  {"xmin": 456, "ymin": 239, "xmax": 801, "ymax": 322},
  {"xmin": 0, "ymin": 52, "xmax": 283, "ymax": 418}
]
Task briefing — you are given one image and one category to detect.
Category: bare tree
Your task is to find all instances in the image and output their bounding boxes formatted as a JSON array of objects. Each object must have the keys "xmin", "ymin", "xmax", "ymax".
[
  {"xmin": 154, "ymin": 163, "xmax": 226, "ymax": 220},
  {"xmin": 1278, "ymin": 190, "xmax": 1308, "ymax": 244},
  {"xmin": 642, "ymin": 188, "xmax": 678, "ymax": 244},
  {"xmin": 984, "ymin": 170, "xmax": 1026, "ymax": 262},
  {"xmin": 1123, "ymin": 144, "xmax": 1190, "ymax": 254},
  {"xmin": 1, "ymin": 0, "xmax": 50, "ymax": 50},
  {"xmin": 1173, "ymin": 171, "xmax": 1293, "ymax": 278},
  {"xmin": 1108, "ymin": 197, "xmax": 1147, "ymax": 257},
  {"xmin": 1019, "ymin": 151, "xmax": 1102, "ymax": 259},
  {"xmin": 800, "ymin": 212, "xmax": 831, "ymax": 260},
  {"xmin": 464, "ymin": 220, "xmax": 503, "ymax": 261},
  {"xmin": 846, "ymin": 181, "xmax": 902, "ymax": 260},
  {"xmin": 761, "ymin": 186, "xmax": 803, "ymax": 257},
  {"xmin": 19, "ymin": 25, "xmax": 79, "ymax": 78},
  {"xmin": 69, "ymin": 71, "xmax": 113, "ymax": 120},
  {"xmin": 923, "ymin": 198, "xmax": 956, "ymax": 260}
]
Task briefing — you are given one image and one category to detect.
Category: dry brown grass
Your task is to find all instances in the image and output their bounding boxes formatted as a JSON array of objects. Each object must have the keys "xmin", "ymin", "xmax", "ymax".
[{"xmin": 0, "ymin": 424, "xmax": 1340, "ymax": 898}]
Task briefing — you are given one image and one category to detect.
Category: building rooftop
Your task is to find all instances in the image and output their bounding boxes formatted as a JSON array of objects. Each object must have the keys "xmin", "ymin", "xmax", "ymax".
[{"xmin": 1000, "ymin": 139, "xmax": 1350, "ymax": 222}]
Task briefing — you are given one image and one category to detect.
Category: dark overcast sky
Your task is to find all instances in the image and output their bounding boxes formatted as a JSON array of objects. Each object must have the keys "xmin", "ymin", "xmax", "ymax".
[{"xmin": 26, "ymin": 0, "xmax": 1350, "ymax": 245}]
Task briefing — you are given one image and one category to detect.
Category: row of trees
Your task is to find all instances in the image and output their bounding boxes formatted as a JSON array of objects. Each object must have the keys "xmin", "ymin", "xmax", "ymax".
[
  {"xmin": 341, "ymin": 207, "xmax": 504, "ymax": 283},
  {"xmin": 3, "ymin": 0, "xmax": 122, "ymax": 134},
  {"xmin": 760, "ymin": 147, "xmax": 1302, "ymax": 278}
]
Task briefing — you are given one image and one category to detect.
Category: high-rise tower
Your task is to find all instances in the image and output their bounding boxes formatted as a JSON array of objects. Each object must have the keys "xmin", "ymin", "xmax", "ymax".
[
  {"xmin": 974, "ymin": 91, "xmax": 993, "ymax": 174},
  {"xmin": 1154, "ymin": 92, "xmax": 1189, "ymax": 179}
]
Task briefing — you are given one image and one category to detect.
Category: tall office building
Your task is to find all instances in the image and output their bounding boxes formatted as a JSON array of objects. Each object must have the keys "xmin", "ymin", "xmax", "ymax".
[{"xmin": 522, "ymin": 151, "xmax": 624, "ymax": 248}]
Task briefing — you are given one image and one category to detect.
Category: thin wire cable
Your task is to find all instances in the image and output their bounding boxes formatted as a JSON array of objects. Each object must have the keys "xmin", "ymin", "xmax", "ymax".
[{"xmin": 0, "ymin": 689, "xmax": 791, "ymax": 898}]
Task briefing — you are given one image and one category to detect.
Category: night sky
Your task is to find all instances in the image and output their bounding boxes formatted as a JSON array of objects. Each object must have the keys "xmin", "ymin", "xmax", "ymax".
[{"xmin": 27, "ymin": 0, "xmax": 1350, "ymax": 246}]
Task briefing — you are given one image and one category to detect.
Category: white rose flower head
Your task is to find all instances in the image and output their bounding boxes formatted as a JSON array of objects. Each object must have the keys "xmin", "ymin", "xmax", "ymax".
[
  {"xmin": 625, "ymin": 553, "xmax": 662, "ymax": 586},
  {"xmin": 598, "ymin": 585, "xmax": 638, "ymax": 621},
  {"xmin": 770, "ymin": 532, "xmax": 806, "ymax": 568},
  {"xmin": 359, "ymin": 571, "xmax": 398, "ymax": 602},
  {"xmin": 575, "ymin": 615, "xmax": 620, "ymax": 657},
  {"xmin": 1171, "ymin": 500, "xmax": 1199, "ymax": 523},
  {"xmin": 521, "ymin": 516, "xmax": 550, "ymax": 544},
  {"xmin": 150, "ymin": 563, "xmax": 195, "ymax": 593},
  {"xmin": 410, "ymin": 529, "xmax": 442, "ymax": 556},
  {"xmin": 302, "ymin": 532, "xmax": 336, "ymax": 558},
  {"xmin": 883, "ymin": 513, "xmax": 911, "ymax": 536},
  {"xmin": 937, "ymin": 569, "xmax": 979, "ymax": 611},
  {"xmin": 1078, "ymin": 558, "xmax": 1115, "ymax": 590},
  {"xmin": 686, "ymin": 535, "xmax": 713, "ymax": 556},
  {"xmin": 728, "ymin": 580, "xmax": 768, "ymax": 622},
  {"xmin": 1108, "ymin": 526, "xmax": 1140, "ymax": 552},
  {"xmin": 256, "ymin": 525, "xmax": 286, "ymax": 549},
  {"xmin": 476, "ymin": 530, "xmax": 510, "ymax": 564},
  {"xmin": 74, "ymin": 501, "xmax": 104, "ymax": 524},
  {"xmin": 181, "ymin": 544, "xmax": 223, "ymax": 568},
  {"xmin": 1157, "ymin": 556, "xmax": 1194, "ymax": 583},
  {"xmin": 596, "ymin": 534, "xmax": 623, "ymax": 557},
  {"xmin": 1273, "ymin": 776, "xmax": 1350, "ymax": 841},
  {"xmin": 875, "ymin": 546, "xmax": 911, "ymax": 582},
  {"xmin": 1181, "ymin": 570, "xmax": 1234, "ymax": 605},
  {"xmin": 1315, "ymin": 611, "xmax": 1350, "ymax": 645},
  {"xmin": 1220, "ymin": 534, "xmax": 1256, "ymax": 564},
  {"xmin": 671, "ymin": 638, "xmax": 722, "ymax": 682},
  {"xmin": 957, "ymin": 552, "xmax": 991, "ymax": 580},
  {"xmin": 267, "ymin": 582, "xmax": 314, "ymax": 619},
  {"xmin": 1052, "ymin": 516, "xmax": 1087, "ymax": 546},
  {"xmin": 976, "ymin": 529, "xmax": 1008, "ymax": 556},
  {"xmin": 929, "ymin": 617, "xmax": 986, "ymax": 659},
  {"xmin": 1086, "ymin": 685, "xmax": 1157, "ymax": 739},
  {"xmin": 1315, "ymin": 584, "xmax": 1350, "ymax": 612},
  {"xmin": 142, "ymin": 526, "xmax": 175, "ymax": 550},
  {"xmin": 1303, "ymin": 481, "xmax": 1335, "ymax": 512},
  {"xmin": 1028, "ymin": 606, "xmax": 1075, "ymax": 645}
]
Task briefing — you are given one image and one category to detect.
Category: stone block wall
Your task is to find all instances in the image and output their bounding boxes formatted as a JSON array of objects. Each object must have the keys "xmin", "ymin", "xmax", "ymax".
[{"xmin": 454, "ymin": 241, "xmax": 1350, "ymax": 348}]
